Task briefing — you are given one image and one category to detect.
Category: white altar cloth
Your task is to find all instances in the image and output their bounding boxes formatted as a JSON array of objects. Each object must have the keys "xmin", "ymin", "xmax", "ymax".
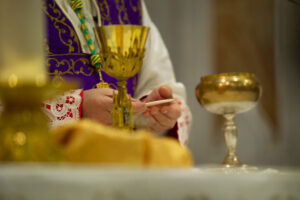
[{"xmin": 0, "ymin": 164, "xmax": 299, "ymax": 200}]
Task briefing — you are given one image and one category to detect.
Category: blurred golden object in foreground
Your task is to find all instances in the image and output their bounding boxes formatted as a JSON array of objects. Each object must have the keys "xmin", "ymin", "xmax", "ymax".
[
  {"xmin": 52, "ymin": 120, "xmax": 193, "ymax": 167},
  {"xmin": 0, "ymin": 0, "xmax": 66, "ymax": 162},
  {"xmin": 0, "ymin": 83, "xmax": 69, "ymax": 161}
]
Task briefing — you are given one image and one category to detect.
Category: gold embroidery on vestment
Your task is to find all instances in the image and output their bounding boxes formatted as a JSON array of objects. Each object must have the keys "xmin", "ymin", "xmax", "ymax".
[
  {"xmin": 47, "ymin": 57, "xmax": 94, "ymax": 80},
  {"xmin": 129, "ymin": 0, "xmax": 142, "ymax": 24},
  {"xmin": 98, "ymin": 0, "xmax": 112, "ymax": 25},
  {"xmin": 115, "ymin": 0, "xmax": 130, "ymax": 24},
  {"xmin": 43, "ymin": 1, "xmax": 81, "ymax": 54}
]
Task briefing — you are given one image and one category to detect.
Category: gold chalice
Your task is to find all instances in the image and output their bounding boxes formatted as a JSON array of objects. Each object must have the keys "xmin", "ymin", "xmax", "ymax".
[
  {"xmin": 94, "ymin": 25, "xmax": 149, "ymax": 129},
  {"xmin": 196, "ymin": 72, "xmax": 261, "ymax": 167}
]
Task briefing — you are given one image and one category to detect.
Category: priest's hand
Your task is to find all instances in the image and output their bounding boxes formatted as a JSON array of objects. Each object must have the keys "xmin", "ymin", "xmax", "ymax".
[
  {"xmin": 140, "ymin": 85, "xmax": 181, "ymax": 132},
  {"xmin": 82, "ymin": 88, "xmax": 146, "ymax": 125}
]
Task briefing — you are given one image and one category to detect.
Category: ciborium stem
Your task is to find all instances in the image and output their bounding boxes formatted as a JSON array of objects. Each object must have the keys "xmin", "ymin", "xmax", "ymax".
[{"xmin": 222, "ymin": 114, "xmax": 242, "ymax": 166}]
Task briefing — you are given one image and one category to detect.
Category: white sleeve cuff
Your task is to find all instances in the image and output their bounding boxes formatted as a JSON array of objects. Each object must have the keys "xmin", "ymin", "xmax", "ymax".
[{"xmin": 42, "ymin": 89, "xmax": 83, "ymax": 129}]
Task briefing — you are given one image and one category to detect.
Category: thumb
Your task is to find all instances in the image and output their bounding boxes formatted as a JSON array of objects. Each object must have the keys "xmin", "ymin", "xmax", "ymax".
[
  {"xmin": 145, "ymin": 85, "xmax": 173, "ymax": 102},
  {"xmin": 158, "ymin": 85, "xmax": 173, "ymax": 99}
]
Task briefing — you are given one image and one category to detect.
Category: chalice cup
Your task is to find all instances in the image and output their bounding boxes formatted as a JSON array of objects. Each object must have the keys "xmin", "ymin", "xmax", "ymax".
[
  {"xmin": 196, "ymin": 72, "xmax": 261, "ymax": 167},
  {"xmin": 94, "ymin": 25, "xmax": 149, "ymax": 129}
]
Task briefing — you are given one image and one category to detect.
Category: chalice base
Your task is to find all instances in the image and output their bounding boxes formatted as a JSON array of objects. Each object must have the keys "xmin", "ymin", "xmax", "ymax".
[
  {"xmin": 222, "ymin": 154, "xmax": 243, "ymax": 167},
  {"xmin": 198, "ymin": 164, "xmax": 259, "ymax": 174}
]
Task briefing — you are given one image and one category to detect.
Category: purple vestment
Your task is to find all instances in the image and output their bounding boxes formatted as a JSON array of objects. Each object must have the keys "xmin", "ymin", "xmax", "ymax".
[{"xmin": 44, "ymin": 0, "xmax": 142, "ymax": 96}]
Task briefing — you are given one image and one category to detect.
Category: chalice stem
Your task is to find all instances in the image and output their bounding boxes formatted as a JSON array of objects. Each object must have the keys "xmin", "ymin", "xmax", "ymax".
[{"xmin": 222, "ymin": 114, "xmax": 242, "ymax": 166}]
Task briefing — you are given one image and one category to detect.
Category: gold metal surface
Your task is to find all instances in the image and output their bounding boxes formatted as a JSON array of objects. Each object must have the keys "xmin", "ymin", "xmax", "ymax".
[
  {"xmin": 95, "ymin": 25, "xmax": 149, "ymax": 81},
  {"xmin": 196, "ymin": 72, "xmax": 261, "ymax": 114},
  {"xmin": 0, "ymin": 82, "xmax": 70, "ymax": 161},
  {"xmin": 195, "ymin": 72, "xmax": 262, "ymax": 167},
  {"xmin": 94, "ymin": 25, "xmax": 149, "ymax": 129}
]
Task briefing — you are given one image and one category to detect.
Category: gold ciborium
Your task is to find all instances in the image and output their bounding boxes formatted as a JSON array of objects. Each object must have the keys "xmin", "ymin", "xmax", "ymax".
[
  {"xmin": 94, "ymin": 25, "xmax": 149, "ymax": 129},
  {"xmin": 196, "ymin": 72, "xmax": 261, "ymax": 167}
]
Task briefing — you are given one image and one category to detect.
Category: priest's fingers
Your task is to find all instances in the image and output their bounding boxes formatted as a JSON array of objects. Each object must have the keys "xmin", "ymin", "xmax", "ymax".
[
  {"xmin": 146, "ymin": 116, "xmax": 165, "ymax": 133},
  {"xmin": 95, "ymin": 87, "xmax": 116, "ymax": 97},
  {"xmin": 147, "ymin": 107, "xmax": 176, "ymax": 132},
  {"xmin": 89, "ymin": 95, "xmax": 113, "ymax": 125},
  {"xmin": 132, "ymin": 101, "xmax": 146, "ymax": 115},
  {"xmin": 151, "ymin": 109, "xmax": 175, "ymax": 129},
  {"xmin": 82, "ymin": 88, "xmax": 114, "ymax": 125},
  {"xmin": 159, "ymin": 101, "xmax": 181, "ymax": 120},
  {"xmin": 143, "ymin": 85, "xmax": 173, "ymax": 102}
]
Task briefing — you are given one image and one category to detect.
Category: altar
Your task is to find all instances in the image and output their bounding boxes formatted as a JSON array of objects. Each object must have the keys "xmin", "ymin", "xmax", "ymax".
[{"xmin": 0, "ymin": 165, "xmax": 299, "ymax": 200}]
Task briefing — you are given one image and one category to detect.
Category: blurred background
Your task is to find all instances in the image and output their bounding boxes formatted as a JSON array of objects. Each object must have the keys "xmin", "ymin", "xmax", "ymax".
[{"xmin": 144, "ymin": 0, "xmax": 300, "ymax": 166}]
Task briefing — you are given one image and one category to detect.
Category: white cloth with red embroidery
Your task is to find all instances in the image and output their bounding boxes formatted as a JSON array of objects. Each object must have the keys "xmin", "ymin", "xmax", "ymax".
[
  {"xmin": 43, "ymin": 90, "xmax": 83, "ymax": 128},
  {"xmin": 42, "ymin": 0, "xmax": 192, "ymax": 145}
]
